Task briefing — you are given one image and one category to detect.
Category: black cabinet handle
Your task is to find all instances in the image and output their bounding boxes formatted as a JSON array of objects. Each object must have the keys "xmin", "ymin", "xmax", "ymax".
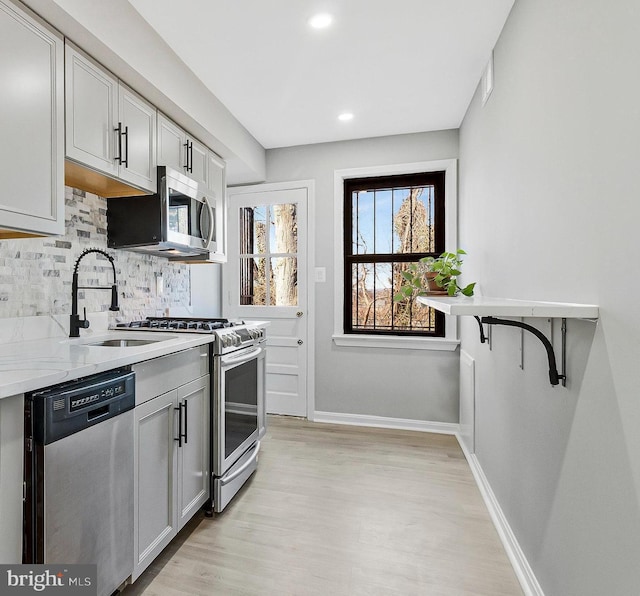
[
  {"xmin": 189, "ymin": 141, "xmax": 194, "ymax": 173},
  {"xmin": 122, "ymin": 125, "xmax": 129, "ymax": 168},
  {"xmin": 115, "ymin": 122, "xmax": 123, "ymax": 165},
  {"xmin": 174, "ymin": 404, "xmax": 182, "ymax": 447},
  {"xmin": 183, "ymin": 141, "xmax": 189, "ymax": 170},
  {"xmin": 183, "ymin": 399, "xmax": 188, "ymax": 444}
]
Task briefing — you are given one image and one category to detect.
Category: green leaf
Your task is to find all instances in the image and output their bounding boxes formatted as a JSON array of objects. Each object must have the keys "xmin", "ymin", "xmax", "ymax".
[
  {"xmin": 450, "ymin": 269, "xmax": 462, "ymax": 276},
  {"xmin": 401, "ymin": 271, "xmax": 413, "ymax": 281},
  {"xmin": 457, "ymin": 249, "xmax": 467, "ymax": 255},
  {"xmin": 448, "ymin": 284, "xmax": 457, "ymax": 296},
  {"xmin": 393, "ymin": 292, "xmax": 406, "ymax": 302},
  {"xmin": 461, "ymin": 283, "xmax": 476, "ymax": 297},
  {"xmin": 401, "ymin": 286, "xmax": 414, "ymax": 297}
]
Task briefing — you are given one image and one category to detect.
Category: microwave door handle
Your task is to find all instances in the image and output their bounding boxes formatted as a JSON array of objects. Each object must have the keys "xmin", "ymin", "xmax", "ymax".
[{"xmin": 202, "ymin": 195, "xmax": 215, "ymax": 247}]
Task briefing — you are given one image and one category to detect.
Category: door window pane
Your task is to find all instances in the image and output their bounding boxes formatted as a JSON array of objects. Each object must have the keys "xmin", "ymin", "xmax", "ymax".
[
  {"xmin": 270, "ymin": 257, "xmax": 297, "ymax": 306},
  {"xmin": 239, "ymin": 203, "xmax": 298, "ymax": 307}
]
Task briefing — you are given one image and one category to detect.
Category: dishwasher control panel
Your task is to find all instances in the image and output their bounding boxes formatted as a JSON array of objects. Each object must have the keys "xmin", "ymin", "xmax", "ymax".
[{"xmin": 26, "ymin": 368, "xmax": 135, "ymax": 445}]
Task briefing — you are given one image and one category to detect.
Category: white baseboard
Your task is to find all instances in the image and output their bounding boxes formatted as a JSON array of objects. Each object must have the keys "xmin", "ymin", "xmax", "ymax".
[
  {"xmin": 313, "ymin": 411, "xmax": 459, "ymax": 435},
  {"xmin": 456, "ymin": 435, "xmax": 545, "ymax": 596}
]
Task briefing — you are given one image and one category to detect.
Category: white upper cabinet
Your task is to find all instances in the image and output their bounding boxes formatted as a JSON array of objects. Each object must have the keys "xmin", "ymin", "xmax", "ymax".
[
  {"xmin": 157, "ymin": 113, "xmax": 186, "ymax": 173},
  {"xmin": 65, "ymin": 43, "xmax": 156, "ymax": 193},
  {"xmin": 157, "ymin": 113, "xmax": 208, "ymax": 189},
  {"xmin": 65, "ymin": 43, "xmax": 117, "ymax": 176},
  {"xmin": 0, "ymin": 0, "xmax": 64, "ymax": 236},
  {"xmin": 206, "ymin": 151, "xmax": 227, "ymax": 262},
  {"xmin": 118, "ymin": 85, "xmax": 157, "ymax": 191}
]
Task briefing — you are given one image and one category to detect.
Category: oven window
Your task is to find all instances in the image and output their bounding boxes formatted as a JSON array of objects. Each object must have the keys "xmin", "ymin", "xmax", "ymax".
[{"xmin": 224, "ymin": 358, "xmax": 258, "ymax": 458}]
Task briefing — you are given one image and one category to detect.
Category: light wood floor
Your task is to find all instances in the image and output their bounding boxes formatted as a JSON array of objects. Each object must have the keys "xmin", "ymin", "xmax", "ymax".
[{"xmin": 124, "ymin": 416, "xmax": 522, "ymax": 596}]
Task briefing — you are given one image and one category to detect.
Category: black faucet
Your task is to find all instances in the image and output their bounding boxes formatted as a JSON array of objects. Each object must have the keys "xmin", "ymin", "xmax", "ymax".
[{"xmin": 70, "ymin": 248, "xmax": 120, "ymax": 338}]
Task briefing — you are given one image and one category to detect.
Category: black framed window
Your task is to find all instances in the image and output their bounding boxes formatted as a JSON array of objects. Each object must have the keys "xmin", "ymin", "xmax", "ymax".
[{"xmin": 344, "ymin": 172, "xmax": 445, "ymax": 336}]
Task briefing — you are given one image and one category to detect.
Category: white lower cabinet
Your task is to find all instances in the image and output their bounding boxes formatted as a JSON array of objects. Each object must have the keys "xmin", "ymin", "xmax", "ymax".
[
  {"xmin": 177, "ymin": 377, "xmax": 210, "ymax": 527},
  {"xmin": 0, "ymin": 393, "xmax": 24, "ymax": 563},
  {"xmin": 132, "ymin": 347, "xmax": 210, "ymax": 581}
]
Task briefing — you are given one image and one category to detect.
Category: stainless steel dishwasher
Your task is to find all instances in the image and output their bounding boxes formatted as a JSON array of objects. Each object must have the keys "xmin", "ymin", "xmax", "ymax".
[{"xmin": 24, "ymin": 368, "xmax": 136, "ymax": 596}]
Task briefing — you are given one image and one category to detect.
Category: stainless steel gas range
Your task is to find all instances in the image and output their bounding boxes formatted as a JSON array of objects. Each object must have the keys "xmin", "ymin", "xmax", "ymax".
[{"xmin": 115, "ymin": 317, "xmax": 266, "ymax": 513}]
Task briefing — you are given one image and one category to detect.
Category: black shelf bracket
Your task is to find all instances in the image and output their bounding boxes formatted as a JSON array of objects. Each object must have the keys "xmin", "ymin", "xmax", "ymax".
[
  {"xmin": 474, "ymin": 316, "xmax": 488, "ymax": 344},
  {"xmin": 478, "ymin": 316, "xmax": 567, "ymax": 387}
]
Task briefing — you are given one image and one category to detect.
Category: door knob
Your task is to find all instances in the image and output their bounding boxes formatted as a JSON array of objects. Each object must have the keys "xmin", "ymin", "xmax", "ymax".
[
  {"xmin": 296, "ymin": 311, "xmax": 303, "ymax": 317},
  {"xmin": 297, "ymin": 339, "xmax": 303, "ymax": 345}
]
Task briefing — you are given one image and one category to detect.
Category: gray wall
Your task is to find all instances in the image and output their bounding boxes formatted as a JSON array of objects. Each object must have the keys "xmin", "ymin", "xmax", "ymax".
[
  {"xmin": 266, "ymin": 131, "xmax": 461, "ymax": 422},
  {"xmin": 458, "ymin": 0, "xmax": 640, "ymax": 594}
]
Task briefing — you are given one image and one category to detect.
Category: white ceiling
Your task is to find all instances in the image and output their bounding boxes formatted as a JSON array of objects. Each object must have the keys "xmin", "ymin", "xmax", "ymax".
[{"xmin": 127, "ymin": 0, "xmax": 514, "ymax": 149}]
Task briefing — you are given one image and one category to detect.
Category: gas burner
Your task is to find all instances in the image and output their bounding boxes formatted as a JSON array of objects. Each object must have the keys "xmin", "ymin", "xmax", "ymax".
[{"xmin": 115, "ymin": 316, "xmax": 240, "ymax": 335}]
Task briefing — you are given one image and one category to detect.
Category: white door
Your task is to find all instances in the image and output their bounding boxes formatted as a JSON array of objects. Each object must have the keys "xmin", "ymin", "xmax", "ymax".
[{"xmin": 225, "ymin": 182, "xmax": 310, "ymax": 417}]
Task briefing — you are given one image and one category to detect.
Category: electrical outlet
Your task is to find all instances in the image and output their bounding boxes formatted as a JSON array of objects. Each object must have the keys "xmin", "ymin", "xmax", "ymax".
[{"xmin": 315, "ymin": 267, "xmax": 326, "ymax": 283}]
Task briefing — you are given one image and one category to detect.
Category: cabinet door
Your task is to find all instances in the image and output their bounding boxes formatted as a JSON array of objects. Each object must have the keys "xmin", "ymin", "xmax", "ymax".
[
  {"xmin": 133, "ymin": 390, "xmax": 178, "ymax": 581},
  {"xmin": 0, "ymin": 394, "xmax": 24, "ymax": 563},
  {"xmin": 65, "ymin": 43, "xmax": 118, "ymax": 176},
  {"xmin": 119, "ymin": 84, "xmax": 157, "ymax": 192},
  {"xmin": 206, "ymin": 151, "xmax": 227, "ymax": 262},
  {"xmin": 157, "ymin": 113, "xmax": 187, "ymax": 172},
  {"xmin": 0, "ymin": 0, "xmax": 64, "ymax": 236},
  {"xmin": 188, "ymin": 137, "xmax": 208, "ymax": 189},
  {"xmin": 177, "ymin": 375, "xmax": 210, "ymax": 530}
]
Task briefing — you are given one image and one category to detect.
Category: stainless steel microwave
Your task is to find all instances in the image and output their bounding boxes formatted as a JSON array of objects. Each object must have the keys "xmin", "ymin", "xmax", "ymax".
[{"xmin": 107, "ymin": 167, "xmax": 214, "ymax": 258}]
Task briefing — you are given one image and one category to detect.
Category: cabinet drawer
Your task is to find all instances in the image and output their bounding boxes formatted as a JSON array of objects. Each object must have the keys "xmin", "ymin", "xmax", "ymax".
[{"xmin": 133, "ymin": 346, "xmax": 209, "ymax": 405}]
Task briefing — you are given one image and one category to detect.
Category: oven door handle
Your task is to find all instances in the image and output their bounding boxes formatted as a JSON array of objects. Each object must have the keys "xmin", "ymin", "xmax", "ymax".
[
  {"xmin": 220, "ymin": 442, "xmax": 260, "ymax": 485},
  {"xmin": 221, "ymin": 346, "xmax": 262, "ymax": 367}
]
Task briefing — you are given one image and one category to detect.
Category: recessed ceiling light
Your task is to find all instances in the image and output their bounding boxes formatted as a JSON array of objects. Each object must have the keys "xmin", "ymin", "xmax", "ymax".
[
  {"xmin": 338, "ymin": 112, "xmax": 354, "ymax": 122},
  {"xmin": 308, "ymin": 13, "xmax": 333, "ymax": 29}
]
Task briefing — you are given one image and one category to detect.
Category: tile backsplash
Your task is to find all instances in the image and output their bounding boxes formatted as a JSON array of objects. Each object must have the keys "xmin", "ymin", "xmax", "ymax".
[{"xmin": 0, "ymin": 187, "xmax": 190, "ymax": 322}]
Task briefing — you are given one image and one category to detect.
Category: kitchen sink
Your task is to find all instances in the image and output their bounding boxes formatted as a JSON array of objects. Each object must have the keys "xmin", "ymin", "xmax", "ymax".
[
  {"xmin": 84, "ymin": 338, "xmax": 162, "ymax": 347},
  {"xmin": 65, "ymin": 333, "xmax": 178, "ymax": 348}
]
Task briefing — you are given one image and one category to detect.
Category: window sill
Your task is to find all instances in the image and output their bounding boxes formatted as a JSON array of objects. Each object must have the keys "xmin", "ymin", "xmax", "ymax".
[{"xmin": 331, "ymin": 334, "xmax": 460, "ymax": 351}]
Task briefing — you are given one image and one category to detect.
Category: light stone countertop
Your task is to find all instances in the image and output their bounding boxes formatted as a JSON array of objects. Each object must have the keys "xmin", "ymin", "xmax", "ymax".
[
  {"xmin": 0, "ymin": 314, "xmax": 270, "ymax": 399},
  {"xmin": 0, "ymin": 330, "xmax": 216, "ymax": 400}
]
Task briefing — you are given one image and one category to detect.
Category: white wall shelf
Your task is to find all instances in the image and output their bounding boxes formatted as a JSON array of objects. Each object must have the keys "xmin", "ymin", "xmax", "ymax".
[
  {"xmin": 417, "ymin": 296, "xmax": 599, "ymax": 387},
  {"xmin": 416, "ymin": 296, "xmax": 599, "ymax": 319}
]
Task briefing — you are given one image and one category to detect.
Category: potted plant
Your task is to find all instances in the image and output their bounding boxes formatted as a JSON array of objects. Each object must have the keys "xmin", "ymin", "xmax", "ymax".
[{"xmin": 394, "ymin": 249, "xmax": 476, "ymax": 301}]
